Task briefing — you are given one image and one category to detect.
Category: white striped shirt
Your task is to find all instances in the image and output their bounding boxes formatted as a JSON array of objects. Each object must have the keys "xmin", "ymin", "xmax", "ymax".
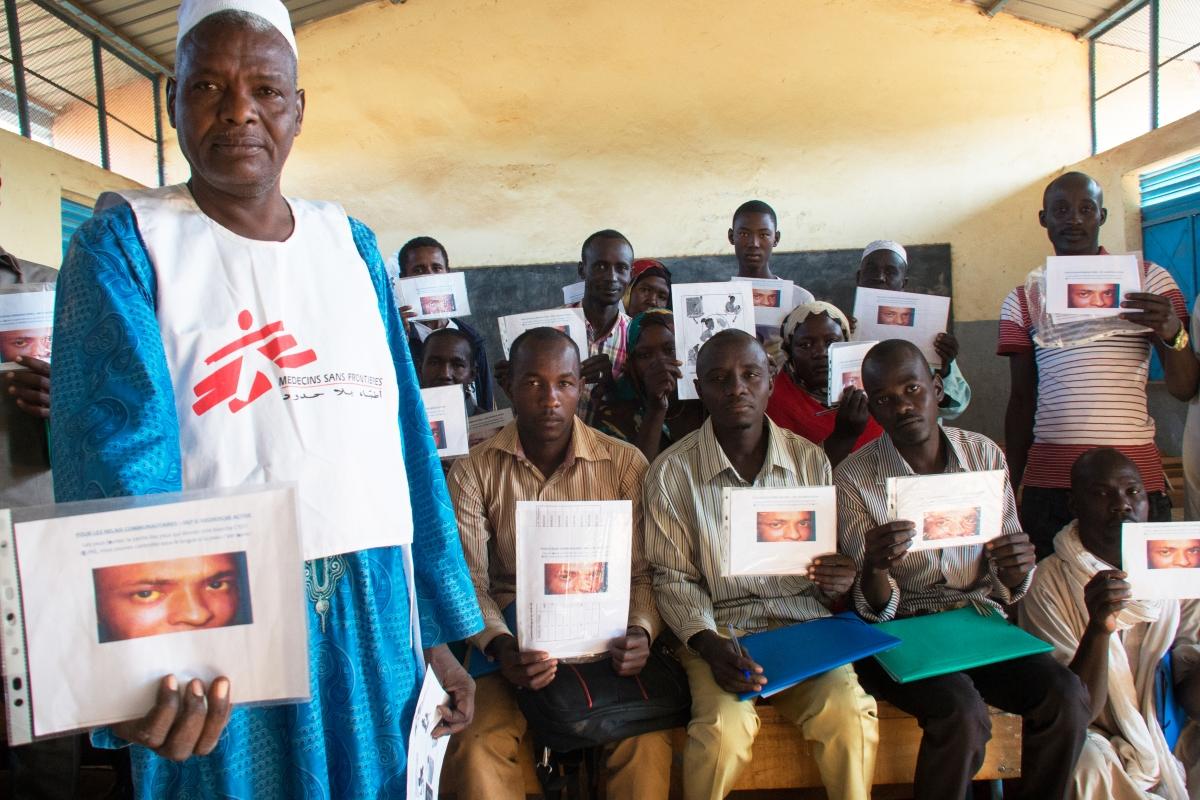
[
  {"xmin": 645, "ymin": 417, "xmax": 835, "ymax": 644},
  {"xmin": 997, "ymin": 260, "xmax": 1187, "ymax": 491},
  {"xmin": 835, "ymin": 426, "xmax": 1032, "ymax": 622}
]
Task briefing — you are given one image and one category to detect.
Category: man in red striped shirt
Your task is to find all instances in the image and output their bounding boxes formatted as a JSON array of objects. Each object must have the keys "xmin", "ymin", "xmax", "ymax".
[{"xmin": 998, "ymin": 171, "xmax": 1197, "ymax": 558}]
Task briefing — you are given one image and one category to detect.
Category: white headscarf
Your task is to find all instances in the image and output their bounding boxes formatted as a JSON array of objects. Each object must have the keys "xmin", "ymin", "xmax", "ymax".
[
  {"xmin": 861, "ymin": 240, "xmax": 908, "ymax": 265},
  {"xmin": 176, "ymin": 0, "xmax": 298, "ymax": 57}
]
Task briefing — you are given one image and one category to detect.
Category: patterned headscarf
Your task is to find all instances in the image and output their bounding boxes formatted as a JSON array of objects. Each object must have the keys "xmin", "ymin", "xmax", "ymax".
[
  {"xmin": 616, "ymin": 309, "xmax": 674, "ymax": 401},
  {"xmin": 780, "ymin": 301, "xmax": 851, "ymax": 341}
]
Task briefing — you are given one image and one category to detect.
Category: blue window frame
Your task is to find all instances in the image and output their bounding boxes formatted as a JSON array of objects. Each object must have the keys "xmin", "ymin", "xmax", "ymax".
[{"xmin": 61, "ymin": 197, "xmax": 92, "ymax": 260}]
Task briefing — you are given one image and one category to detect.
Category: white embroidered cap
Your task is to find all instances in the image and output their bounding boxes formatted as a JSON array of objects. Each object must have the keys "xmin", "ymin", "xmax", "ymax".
[
  {"xmin": 861, "ymin": 239, "xmax": 908, "ymax": 265},
  {"xmin": 176, "ymin": 0, "xmax": 298, "ymax": 58}
]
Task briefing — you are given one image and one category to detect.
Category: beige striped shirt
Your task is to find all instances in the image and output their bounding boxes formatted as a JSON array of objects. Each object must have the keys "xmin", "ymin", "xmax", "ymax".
[
  {"xmin": 645, "ymin": 417, "xmax": 835, "ymax": 645},
  {"xmin": 834, "ymin": 426, "xmax": 1032, "ymax": 622},
  {"xmin": 447, "ymin": 417, "xmax": 660, "ymax": 651}
]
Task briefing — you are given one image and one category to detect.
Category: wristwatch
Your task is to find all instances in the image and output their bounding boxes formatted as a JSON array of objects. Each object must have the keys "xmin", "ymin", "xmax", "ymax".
[{"xmin": 1167, "ymin": 324, "xmax": 1190, "ymax": 352}]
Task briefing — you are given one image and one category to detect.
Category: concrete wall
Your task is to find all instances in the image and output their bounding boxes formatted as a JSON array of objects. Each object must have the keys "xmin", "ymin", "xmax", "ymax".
[
  {"xmin": 0, "ymin": 128, "xmax": 145, "ymax": 269},
  {"xmin": 952, "ymin": 111, "xmax": 1200, "ymax": 450},
  {"xmin": 164, "ymin": 0, "xmax": 1093, "ymax": 324}
]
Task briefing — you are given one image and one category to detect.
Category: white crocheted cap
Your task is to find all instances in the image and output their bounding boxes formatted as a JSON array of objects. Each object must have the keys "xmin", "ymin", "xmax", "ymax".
[
  {"xmin": 176, "ymin": 0, "xmax": 297, "ymax": 58},
  {"xmin": 860, "ymin": 239, "xmax": 908, "ymax": 265}
]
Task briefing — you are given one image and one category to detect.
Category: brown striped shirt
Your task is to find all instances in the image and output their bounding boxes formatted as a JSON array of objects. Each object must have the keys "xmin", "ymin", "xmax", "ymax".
[
  {"xmin": 834, "ymin": 426, "xmax": 1032, "ymax": 621},
  {"xmin": 447, "ymin": 417, "xmax": 660, "ymax": 651},
  {"xmin": 645, "ymin": 417, "xmax": 835, "ymax": 644}
]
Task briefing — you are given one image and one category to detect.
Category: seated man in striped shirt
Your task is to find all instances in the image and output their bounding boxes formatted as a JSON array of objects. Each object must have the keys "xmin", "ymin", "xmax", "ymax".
[
  {"xmin": 1000, "ymin": 171, "xmax": 1195, "ymax": 558},
  {"xmin": 646, "ymin": 330, "xmax": 879, "ymax": 800},
  {"xmin": 837, "ymin": 339, "xmax": 1090, "ymax": 800},
  {"xmin": 444, "ymin": 327, "xmax": 671, "ymax": 799}
]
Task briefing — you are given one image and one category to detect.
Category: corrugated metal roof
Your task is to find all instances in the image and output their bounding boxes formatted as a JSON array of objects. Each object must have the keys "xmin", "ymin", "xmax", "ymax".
[
  {"xmin": 969, "ymin": 0, "xmax": 1200, "ymax": 61},
  {"xmin": 968, "ymin": 0, "xmax": 1118, "ymax": 35},
  {"xmin": 39, "ymin": 0, "xmax": 377, "ymax": 73}
]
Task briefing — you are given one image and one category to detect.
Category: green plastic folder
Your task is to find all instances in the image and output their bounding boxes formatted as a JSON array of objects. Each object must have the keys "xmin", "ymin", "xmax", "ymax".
[{"xmin": 872, "ymin": 606, "xmax": 1054, "ymax": 684}]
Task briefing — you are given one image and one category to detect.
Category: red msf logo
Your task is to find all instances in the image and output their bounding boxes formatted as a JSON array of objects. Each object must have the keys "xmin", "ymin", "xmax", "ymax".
[{"xmin": 192, "ymin": 310, "xmax": 317, "ymax": 416}]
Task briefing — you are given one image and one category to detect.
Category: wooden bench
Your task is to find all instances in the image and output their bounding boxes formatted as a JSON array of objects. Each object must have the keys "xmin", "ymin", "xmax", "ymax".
[{"xmin": 441, "ymin": 701, "xmax": 1021, "ymax": 797}]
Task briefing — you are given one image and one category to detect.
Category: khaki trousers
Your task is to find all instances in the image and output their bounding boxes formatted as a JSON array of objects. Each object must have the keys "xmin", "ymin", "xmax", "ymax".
[
  {"xmin": 677, "ymin": 647, "xmax": 879, "ymax": 800},
  {"xmin": 445, "ymin": 673, "xmax": 673, "ymax": 799}
]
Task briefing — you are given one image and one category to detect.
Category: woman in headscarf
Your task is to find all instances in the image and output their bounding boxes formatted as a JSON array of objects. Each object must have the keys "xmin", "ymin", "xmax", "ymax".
[
  {"xmin": 625, "ymin": 259, "xmax": 671, "ymax": 317},
  {"xmin": 594, "ymin": 309, "xmax": 705, "ymax": 462},
  {"xmin": 766, "ymin": 301, "xmax": 883, "ymax": 468}
]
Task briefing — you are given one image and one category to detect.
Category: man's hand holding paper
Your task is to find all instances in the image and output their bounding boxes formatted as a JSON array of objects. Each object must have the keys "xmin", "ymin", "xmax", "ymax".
[
  {"xmin": 488, "ymin": 634, "xmax": 558, "ymax": 690},
  {"xmin": 806, "ymin": 553, "xmax": 857, "ymax": 598},
  {"xmin": 5, "ymin": 355, "xmax": 50, "ymax": 419},
  {"xmin": 1119, "ymin": 291, "xmax": 1181, "ymax": 340},
  {"xmin": 113, "ymin": 674, "xmax": 232, "ymax": 762},
  {"xmin": 609, "ymin": 626, "xmax": 651, "ymax": 676},
  {"xmin": 984, "ymin": 531, "xmax": 1036, "ymax": 590}
]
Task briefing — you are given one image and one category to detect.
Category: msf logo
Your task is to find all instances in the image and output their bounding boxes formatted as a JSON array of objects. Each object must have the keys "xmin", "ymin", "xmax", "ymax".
[{"xmin": 192, "ymin": 310, "xmax": 317, "ymax": 416}]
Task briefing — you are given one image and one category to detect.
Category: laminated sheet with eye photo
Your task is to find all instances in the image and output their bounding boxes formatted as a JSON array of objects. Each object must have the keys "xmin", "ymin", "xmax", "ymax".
[
  {"xmin": 1121, "ymin": 522, "xmax": 1200, "ymax": 600},
  {"xmin": 515, "ymin": 501, "xmax": 632, "ymax": 659},
  {"xmin": 0, "ymin": 283, "xmax": 55, "ymax": 371},
  {"xmin": 852, "ymin": 287, "xmax": 950, "ymax": 370},
  {"xmin": 826, "ymin": 341, "xmax": 876, "ymax": 406},
  {"xmin": 394, "ymin": 272, "xmax": 471, "ymax": 322},
  {"xmin": 723, "ymin": 486, "xmax": 837, "ymax": 576},
  {"xmin": 886, "ymin": 470, "xmax": 1007, "ymax": 552},
  {"xmin": 1045, "ymin": 254, "xmax": 1141, "ymax": 321},
  {"xmin": 0, "ymin": 485, "xmax": 309, "ymax": 745}
]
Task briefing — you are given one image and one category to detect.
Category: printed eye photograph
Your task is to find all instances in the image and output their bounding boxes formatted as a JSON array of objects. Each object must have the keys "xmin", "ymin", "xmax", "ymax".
[
  {"xmin": 430, "ymin": 419, "xmax": 448, "ymax": 449},
  {"xmin": 751, "ymin": 287, "xmax": 782, "ymax": 308},
  {"xmin": 840, "ymin": 370, "xmax": 863, "ymax": 390},
  {"xmin": 420, "ymin": 293, "xmax": 457, "ymax": 315},
  {"xmin": 92, "ymin": 551, "xmax": 253, "ymax": 644},
  {"xmin": 1146, "ymin": 538, "xmax": 1200, "ymax": 570},
  {"xmin": 0, "ymin": 327, "xmax": 52, "ymax": 362},
  {"xmin": 543, "ymin": 561, "xmax": 609, "ymax": 595},
  {"xmin": 921, "ymin": 507, "xmax": 981, "ymax": 540},
  {"xmin": 756, "ymin": 510, "xmax": 816, "ymax": 543},
  {"xmin": 1066, "ymin": 282, "xmax": 1119, "ymax": 309},
  {"xmin": 877, "ymin": 305, "xmax": 915, "ymax": 327}
]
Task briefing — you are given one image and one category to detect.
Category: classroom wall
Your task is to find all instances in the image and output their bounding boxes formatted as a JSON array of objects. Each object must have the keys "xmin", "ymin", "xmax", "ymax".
[
  {"xmin": 160, "ymin": 0, "xmax": 1093, "ymax": 325},
  {"xmin": 0, "ymin": 128, "xmax": 144, "ymax": 269},
  {"xmin": 952, "ymin": 110, "xmax": 1200, "ymax": 450}
]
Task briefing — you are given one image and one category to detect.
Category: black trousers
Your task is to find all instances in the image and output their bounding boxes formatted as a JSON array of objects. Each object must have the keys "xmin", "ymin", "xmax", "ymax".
[
  {"xmin": 1020, "ymin": 486, "xmax": 1172, "ymax": 560},
  {"xmin": 854, "ymin": 652, "xmax": 1089, "ymax": 800}
]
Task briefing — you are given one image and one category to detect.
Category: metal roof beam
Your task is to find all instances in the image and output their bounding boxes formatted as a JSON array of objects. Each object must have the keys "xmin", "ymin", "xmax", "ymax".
[
  {"xmin": 37, "ymin": 0, "xmax": 170, "ymax": 75},
  {"xmin": 985, "ymin": 0, "xmax": 1013, "ymax": 18},
  {"xmin": 1078, "ymin": 0, "xmax": 1148, "ymax": 40}
]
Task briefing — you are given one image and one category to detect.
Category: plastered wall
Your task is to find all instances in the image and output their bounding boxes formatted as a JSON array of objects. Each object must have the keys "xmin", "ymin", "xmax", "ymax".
[
  {"xmin": 0, "ymin": 129, "xmax": 143, "ymax": 269},
  {"xmin": 160, "ymin": 0, "xmax": 1096, "ymax": 323}
]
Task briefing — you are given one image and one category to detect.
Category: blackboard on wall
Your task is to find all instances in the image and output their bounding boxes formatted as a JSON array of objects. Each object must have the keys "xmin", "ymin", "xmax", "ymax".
[{"xmin": 454, "ymin": 244, "xmax": 952, "ymax": 396}]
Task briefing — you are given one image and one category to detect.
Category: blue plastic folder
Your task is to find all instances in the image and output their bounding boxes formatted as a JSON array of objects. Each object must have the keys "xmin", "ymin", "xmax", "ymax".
[
  {"xmin": 736, "ymin": 613, "xmax": 902, "ymax": 700},
  {"xmin": 872, "ymin": 606, "xmax": 1054, "ymax": 684}
]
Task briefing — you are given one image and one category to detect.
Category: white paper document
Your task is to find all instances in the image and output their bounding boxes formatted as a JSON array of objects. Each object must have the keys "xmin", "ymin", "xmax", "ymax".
[
  {"xmin": 672, "ymin": 282, "xmax": 756, "ymax": 400},
  {"xmin": 562, "ymin": 281, "xmax": 586, "ymax": 305},
  {"xmin": 515, "ymin": 501, "xmax": 632, "ymax": 659},
  {"xmin": 468, "ymin": 408, "xmax": 513, "ymax": 448},
  {"xmin": 1121, "ymin": 522, "xmax": 1200, "ymax": 600},
  {"xmin": 826, "ymin": 340, "xmax": 876, "ymax": 406},
  {"xmin": 1045, "ymin": 254, "xmax": 1140, "ymax": 319},
  {"xmin": 407, "ymin": 668, "xmax": 452, "ymax": 800},
  {"xmin": 730, "ymin": 277, "xmax": 799, "ymax": 329},
  {"xmin": 886, "ymin": 470, "xmax": 1006, "ymax": 552},
  {"xmin": 0, "ymin": 485, "xmax": 309, "ymax": 744},
  {"xmin": 0, "ymin": 284, "xmax": 54, "ymax": 371},
  {"xmin": 852, "ymin": 287, "xmax": 950, "ymax": 369},
  {"xmin": 394, "ymin": 272, "xmax": 471, "ymax": 321},
  {"xmin": 723, "ymin": 486, "xmax": 837, "ymax": 575},
  {"xmin": 419, "ymin": 385, "xmax": 469, "ymax": 458},
  {"xmin": 498, "ymin": 308, "xmax": 589, "ymax": 362}
]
